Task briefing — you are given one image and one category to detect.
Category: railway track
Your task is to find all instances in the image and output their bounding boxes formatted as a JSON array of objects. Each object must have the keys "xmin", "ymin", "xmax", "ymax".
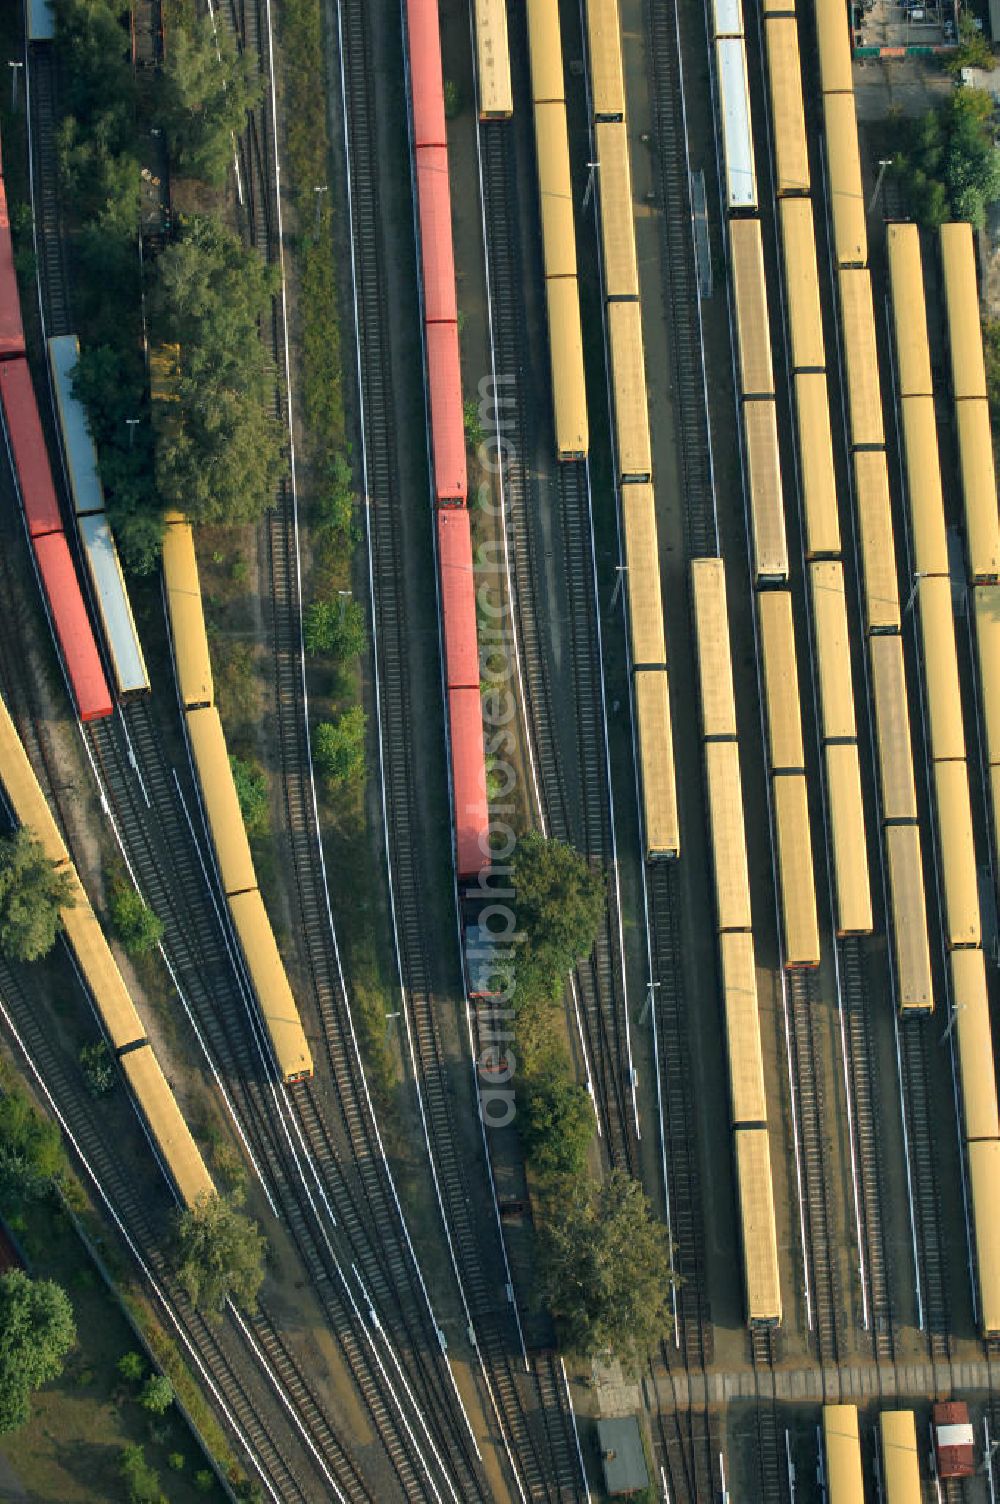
[{"xmin": 896, "ymin": 1016, "xmax": 952, "ymax": 1360}]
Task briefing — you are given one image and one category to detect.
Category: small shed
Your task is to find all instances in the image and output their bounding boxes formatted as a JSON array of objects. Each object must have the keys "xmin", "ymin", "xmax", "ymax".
[{"xmin": 597, "ymin": 1416, "xmax": 649, "ymax": 1497}]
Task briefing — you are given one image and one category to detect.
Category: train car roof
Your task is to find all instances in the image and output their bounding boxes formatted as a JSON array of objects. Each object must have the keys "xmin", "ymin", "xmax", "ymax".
[
  {"xmin": 437, "ymin": 508, "xmax": 480, "ymax": 690},
  {"xmin": 822, "ymin": 1405, "xmax": 864, "ymax": 1504},
  {"xmin": 809, "ymin": 560, "xmax": 857, "ymax": 742},
  {"xmin": 525, "ymin": 0, "xmax": 566, "ymax": 103},
  {"xmin": 27, "ymin": 0, "xmax": 56, "ymax": 41},
  {"xmin": 475, "ymin": 0, "xmax": 513, "ymax": 120},
  {"xmin": 950, "ymin": 948, "xmax": 1000, "ymax": 1142},
  {"xmin": 956, "ymin": 399, "xmax": 1000, "ymax": 581},
  {"xmin": 229, "ymin": 889, "xmax": 314, "ymax": 1081},
  {"xmin": 853, "ymin": 449, "xmax": 900, "ymax": 632},
  {"xmin": 838, "ymin": 269, "xmax": 884, "ymax": 446},
  {"xmin": 635, "ymin": 669, "xmax": 679, "ymax": 858},
  {"xmin": 716, "ymin": 39, "xmax": 757, "ymax": 211},
  {"xmin": 447, "ymin": 685, "xmax": 490, "ymax": 879},
  {"xmin": 974, "ymin": 584, "xmax": 1000, "ymax": 764},
  {"xmin": 758, "ymin": 589, "xmax": 805, "ymax": 772},
  {"xmin": 0, "ymin": 359, "xmax": 62, "ymax": 537},
  {"xmin": 406, "ymin": 0, "xmax": 447, "ymax": 147},
  {"xmin": 734, "ymin": 1127, "xmax": 781, "ymax": 1323},
  {"xmin": 186, "ymin": 706, "xmax": 257, "ymax": 899},
  {"xmin": 773, "ymin": 773, "xmax": 820, "ymax": 967},
  {"xmin": 120, "ymin": 1045, "xmax": 215, "ymax": 1208},
  {"xmin": 780, "ymin": 199, "xmax": 825, "ymax": 372},
  {"xmin": 691, "ymin": 556, "xmax": 737, "ymax": 740},
  {"xmin": 162, "ymin": 518, "xmax": 214, "ymax": 711},
  {"xmin": 729, "ymin": 219, "xmax": 773, "ymax": 396},
  {"xmin": 941, "ymin": 221, "xmax": 987, "ymax": 400},
  {"xmin": 706, "ymin": 739, "xmax": 752, "ymax": 932},
  {"xmin": 879, "ymin": 1411, "xmax": 921, "ymax": 1504},
  {"xmin": 48, "ymin": 334, "xmax": 104, "ymax": 516},
  {"xmin": 869, "ymin": 634, "xmax": 918, "ymax": 823},
  {"xmin": 969, "ymin": 1139, "xmax": 1000, "ymax": 1335},
  {"xmin": 78, "ymin": 513, "xmax": 149, "ymax": 696},
  {"xmin": 32, "ymin": 531, "xmax": 113, "ymax": 721},
  {"xmin": 609, "ymin": 301, "xmax": 652, "ymax": 480},
  {"xmin": 765, "ymin": 18, "xmax": 810, "ymax": 196},
  {"xmin": 887, "ymin": 223, "xmax": 933, "ymax": 398},
  {"xmin": 545, "ymin": 278, "xmax": 589, "ymax": 460},
  {"xmin": 794, "ymin": 373, "xmax": 840, "ymax": 557},
  {"xmin": 622, "ymin": 485, "xmax": 667, "ymax": 668},
  {"xmin": 885, "ymin": 824, "xmax": 933, "ymax": 1013},
  {"xmin": 586, "ymin": 0, "xmax": 626, "ymax": 117},
  {"xmin": 743, "ymin": 400, "xmax": 788, "ymax": 580},
  {"xmin": 415, "ymin": 145, "xmax": 458, "ymax": 326},
  {"xmin": 595, "ymin": 123, "xmax": 639, "ymax": 299},
  {"xmin": 932, "ymin": 759, "xmax": 981, "ymax": 949},
  {"xmin": 899, "ymin": 397, "xmax": 949, "ymax": 579},
  {"xmin": 813, "ymin": 0, "xmax": 854, "ymax": 92},
  {"xmin": 824, "ymin": 743, "xmax": 873, "ymax": 935},
  {"xmin": 822, "ymin": 93, "xmax": 867, "ymax": 267},
  {"xmin": 720, "ymin": 932, "xmax": 767, "ymax": 1126},
  {"xmin": 534, "ymin": 101, "xmax": 577, "ymax": 280},
  {"xmin": 425, "ymin": 321, "xmax": 467, "ymax": 502},
  {"xmin": 917, "ymin": 574, "xmax": 967, "ymax": 763}
]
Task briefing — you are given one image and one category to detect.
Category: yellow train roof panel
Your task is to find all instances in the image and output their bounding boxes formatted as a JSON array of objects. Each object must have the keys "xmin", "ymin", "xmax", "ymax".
[
  {"xmin": 794, "ymin": 373, "xmax": 841, "ymax": 557},
  {"xmin": 635, "ymin": 669, "xmax": 679, "ymax": 859},
  {"xmin": 595, "ymin": 122, "xmax": 639, "ymax": 299},
  {"xmin": 814, "ymin": 0, "xmax": 854, "ymax": 92},
  {"xmin": 758, "ymin": 590, "xmax": 805, "ymax": 772},
  {"xmin": 887, "ymin": 223, "xmax": 933, "ymax": 397},
  {"xmin": 974, "ymin": 584, "xmax": 1000, "ymax": 764},
  {"xmin": 706, "ymin": 739, "xmax": 752, "ymax": 932},
  {"xmin": 823, "ymin": 1406, "xmax": 864, "ymax": 1503},
  {"xmin": 162, "ymin": 519, "xmax": 214, "ymax": 710},
  {"xmin": 622, "ymin": 484, "xmax": 666, "ymax": 666},
  {"xmin": 917, "ymin": 575, "xmax": 966, "ymax": 763},
  {"xmin": 968, "ymin": 1139, "xmax": 1000, "ymax": 1336},
  {"xmin": 121, "ymin": 1045, "xmax": 214, "ymax": 1208},
  {"xmin": 229, "ymin": 889, "xmax": 313, "ymax": 1082},
  {"xmin": 743, "ymin": 401, "xmax": 788, "ymax": 581},
  {"xmin": 720, "ymin": 932, "xmax": 767, "ymax": 1125},
  {"xmin": 941, "ymin": 221, "xmax": 987, "ymax": 400},
  {"xmin": 853, "ymin": 449, "xmax": 900, "ymax": 632},
  {"xmin": 534, "ymin": 101, "xmax": 577, "ymax": 280},
  {"xmin": 838, "ymin": 269, "xmax": 884, "ymax": 446},
  {"xmin": 899, "ymin": 397, "xmax": 949, "ymax": 579},
  {"xmin": 476, "ymin": 0, "xmax": 513, "ymax": 119},
  {"xmin": 823, "ymin": 93, "xmax": 866, "ymax": 268},
  {"xmin": 691, "ymin": 557, "xmax": 738, "ymax": 740},
  {"xmin": 609, "ymin": 300, "xmax": 652, "ymax": 481},
  {"xmin": 885, "ymin": 823, "xmax": 933, "ymax": 1013},
  {"xmin": 765, "ymin": 19, "xmax": 810, "ymax": 195},
  {"xmin": 879, "ymin": 1411, "xmax": 921, "ymax": 1504},
  {"xmin": 810, "ymin": 560, "xmax": 857, "ymax": 742},
  {"xmin": 781, "ymin": 199, "xmax": 825, "ymax": 371},
  {"xmin": 525, "ymin": 0, "xmax": 566, "ymax": 101},
  {"xmin": 933, "ymin": 759, "xmax": 981, "ymax": 949},
  {"xmin": 729, "ymin": 219, "xmax": 774, "ymax": 397},
  {"xmin": 586, "ymin": 0, "xmax": 625, "ymax": 119},
  {"xmin": 824, "ymin": 742, "xmax": 872, "ymax": 936},
  {"xmin": 956, "ymin": 399, "xmax": 1000, "ymax": 582},
  {"xmin": 187, "ymin": 707, "xmax": 257, "ymax": 899},
  {"xmin": 734, "ymin": 1127, "xmax": 782, "ymax": 1324},
  {"xmin": 774, "ymin": 773, "xmax": 820, "ymax": 967},
  {"xmin": 950, "ymin": 949, "xmax": 999, "ymax": 1141},
  {"xmin": 546, "ymin": 278, "xmax": 589, "ymax": 459},
  {"xmin": 61, "ymin": 882, "xmax": 146, "ymax": 1053},
  {"xmin": 869, "ymin": 634, "xmax": 917, "ymax": 822}
]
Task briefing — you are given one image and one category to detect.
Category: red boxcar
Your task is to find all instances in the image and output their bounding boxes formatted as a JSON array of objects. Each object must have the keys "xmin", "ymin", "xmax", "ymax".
[
  {"xmin": 426, "ymin": 321, "xmax": 467, "ymax": 504},
  {"xmin": 33, "ymin": 532, "xmax": 113, "ymax": 721},
  {"xmin": 416, "ymin": 145, "xmax": 458, "ymax": 325},
  {"xmin": 0, "ymin": 360, "xmax": 62, "ymax": 536},
  {"xmin": 437, "ymin": 509, "xmax": 479, "ymax": 688},
  {"xmin": 448, "ymin": 685, "xmax": 488, "ymax": 877},
  {"xmin": 406, "ymin": 0, "xmax": 447, "ymax": 148},
  {"xmin": 0, "ymin": 179, "xmax": 25, "ymax": 361}
]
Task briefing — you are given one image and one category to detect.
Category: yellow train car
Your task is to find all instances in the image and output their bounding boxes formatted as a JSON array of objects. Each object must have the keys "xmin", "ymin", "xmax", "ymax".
[
  {"xmin": 229, "ymin": 889, "xmax": 314, "ymax": 1082},
  {"xmin": 869, "ymin": 634, "xmax": 918, "ymax": 823},
  {"xmin": 950, "ymin": 949, "xmax": 999, "ymax": 1142},
  {"xmin": 765, "ymin": 18, "xmax": 809, "ymax": 196},
  {"xmin": 885, "ymin": 823, "xmax": 934, "ymax": 1013},
  {"xmin": 720, "ymin": 931, "xmax": 766, "ymax": 1125},
  {"xmin": 730, "ymin": 219, "xmax": 774, "ymax": 398},
  {"xmin": 585, "ymin": 0, "xmax": 625, "ymax": 120},
  {"xmin": 595, "ymin": 122, "xmax": 639, "ymax": 300},
  {"xmin": 853, "ymin": 450, "xmax": 900, "ymax": 633},
  {"xmin": 773, "ymin": 772, "xmax": 820, "ymax": 967},
  {"xmin": 187, "ymin": 707, "xmax": 257, "ymax": 900},
  {"xmin": 61, "ymin": 887, "xmax": 147, "ymax": 1052},
  {"xmin": 887, "ymin": 224, "xmax": 933, "ymax": 398},
  {"xmin": 690, "ymin": 557, "xmax": 738, "ymax": 740},
  {"xmin": 0, "ymin": 698, "xmax": 69, "ymax": 871},
  {"xmin": 608, "ymin": 300, "xmax": 652, "ymax": 482},
  {"xmin": 917, "ymin": 575, "xmax": 966, "ymax": 764},
  {"xmin": 879, "ymin": 1411, "xmax": 921, "ymax": 1504},
  {"xmin": 121, "ymin": 1046, "xmax": 215, "ymax": 1207},
  {"xmin": 838, "ymin": 269, "xmax": 884, "ymax": 447},
  {"xmin": 635, "ymin": 668, "xmax": 680, "ymax": 859},
  {"xmin": 794, "ymin": 373, "xmax": 841, "ymax": 557},
  {"xmin": 814, "ymin": 0, "xmax": 854, "ymax": 94},
  {"xmin": 822, "ymin": 1405, "xmax": 864, "ymax": 1504},
  {"xmin": 898, "ymin": 397, "xmax": 949, "ymax": 580},
  {"xmin": 992, "ymin": 764, "xmax": 1000, "ymax": 874},
  {"xmin": 940, "ymin": 220, "xmax": 988, "ymax": 400},
  {"xmin": 934, "ymin": 759, "xmax": 981, "ymax": 950},
  {"xmin": 956, "ymin": 399, "xmax": 1000, "ymax": 583},
  {"xmin": 734, "ymin": 1126, "xmax": 782, "ymax": 1325},
  {"xmin": 534, "ymin": 101, "xmax": 577, "ymax": 280},
  {"xmin": 822, "ymin": 93, "xmax": 867, "ymax": 269},
  {"xmin": 525, "ymin": 0, "xmax": 565, "ymax": 103},
  {"xmin": 825, "ymin": 742, "xmax": 873, "ymax": 936},
  {"xmin": 764, "ymin": 0, "xmax": 793, "ymax": 10},
  {"xmin": 758, "ymin": 589, "xmax": 805, "ymax": 771},
  {"xmin": 743, "ymin": 400, "xmax": 788, "ymax": 582},
  {"xmin": 973, "ymin": 584, "xmax": 1000, "ymax": 763},
  {"xmin": 546, "ymin": 277, "xmax": 589, "ymax": 460},
  {"xmin": 780, "ymin": 199, "xmax": 825, "ymax": 372},
  {"xmin": 475, "ymin": 0, "xmax": 513, "ymax": 120},
  {"xmin": 622, "ymin": 484, "xmax": 666, "ymax": 666},
  {"xmin": 706, "ymin": 739, "xmax": 752, "ymax": 931},
  {"xmin": 162, "ymin": 515, "xmax": 214, "ymax": 711},
  {"xmin": 810, "ymin": 560, "xmax": 857, "ymax": 742},
  {"xmin": 969, "ymin": 1139, "xmax": 1000, "ymax": 1335}
]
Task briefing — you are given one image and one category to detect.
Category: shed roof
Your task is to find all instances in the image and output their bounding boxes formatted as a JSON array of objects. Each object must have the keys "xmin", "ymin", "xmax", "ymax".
[{"xmin": 597, "ymin": 1417, "xmax": 649, "ymax": 1496}]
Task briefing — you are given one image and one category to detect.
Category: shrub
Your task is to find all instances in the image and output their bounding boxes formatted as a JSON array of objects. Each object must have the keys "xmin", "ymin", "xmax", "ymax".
[
  {"xmin": 118, "ymin": 1351, "xmax": 145, "ymax": 1384},
  {"xmin": 108, "ymin": 883, "xmax": 164, "ymax": 957},
  {"xmin": 229, "ymin": 755, "xmax": 270, "ymax": 836},
  {"xmin": 167, "ymin": 1452, "xmax": 185, "ymax": 1472},
  {"xmin": 313, "ymin": 708, "xmax": 366, "ymax": 787},
  {"xmin": 303, "ymin": 597, "xmax": 366, "ymax": 660},
  {"xmin": 195, "ymin": 1468, "xmax": 215, "ymax": 1493},
  {"xmin": 139, "ymin": 1374, "xmax": 174, "ymax": 1415},
  {"xmin": 79, "ymin": 1041, "xmax": 115, "ymax": 1098}
]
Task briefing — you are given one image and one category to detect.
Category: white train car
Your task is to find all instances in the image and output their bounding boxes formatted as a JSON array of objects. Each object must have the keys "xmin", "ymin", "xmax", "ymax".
[
  {"xmin": 78, "ymin": 515, "xmax": 149, "ymax": 696},
  {"xmin": 715, "ymin": 38, "xmax": 757, "ymax": 212}
]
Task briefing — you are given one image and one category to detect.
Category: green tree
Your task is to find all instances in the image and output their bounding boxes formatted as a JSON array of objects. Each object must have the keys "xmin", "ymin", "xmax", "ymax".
[
  {"xmin": 139, "ymin": 1373, "xmax": 174, "ymax": 1415},
  {"xmin": 79, "ymin": 1041, "xmax": 115, "ymax": 1098},
  {"xmin": 229, "ymin": 755, "xmax": 270, "ymax": 835},
  {"xmin": 167, "ymin": 1453, "xmax": 185, "ymax": 1472},
  {"xmin": 0, "ymin": 832, "xmax": 76, "ymax": 963},
  {"xmin": 0, "ymin": 1271, "xmax": 75, "ymax": 1434},
  {"xmin": 315, "ymin": 454, "xmax": 356, "ymax": 540},
  {"xmin": 195, "ymin": 1470, "xmax": 214, "ymax": 1493},
  {"xmin": 519, "ymin": 1055, "xmax": 595, "ymax": 1180},
  {"xmin": 946, "ymin": 12, "xmax": 995, "ymax": 73},
  {"xmin": 984, "ymin": 317, "xmax": 1000, "ymax": 425},
  {"xmin": 117, "ymin": 1351, "xmax": 145, "ymax": 1384},
  {"xmin": 0, "ymin": 1090, "xmax": 63, "ymax": 1200},
  {"xmin": 313, "ymin": 708, "xmax": 366, "ymax": 787},
  {"xmin": 159, "ymin": 18, "xmax": 263, "ymax": 186},
  {"xmin": 896, "ymin": 87, "xmax": 1000, "ymax": 228},
  {"xmin": 108, "ymin": 882, "xmax": 164, "ymax": 957},
  {"xmin": 172, "ymin": 1193, "xmax": 266, "ymax": 1316},
  {"xmin": 513, "ymin": 833, "xmax": 605, "ymax": 978},
  {"xmin": 538, "ymin": 1171, "xmax": 676, "ymax": 1365},
  {"xmin": 55, "ymin": 1, "xmax": 137, "ymax": 125},
  {"xmin": 118, "ymin": 1442, "xmax": 164, "ymax": 1504},
  {"xmin": 303, "ymin": 597, "xmax": 367, "ymax": 660}
]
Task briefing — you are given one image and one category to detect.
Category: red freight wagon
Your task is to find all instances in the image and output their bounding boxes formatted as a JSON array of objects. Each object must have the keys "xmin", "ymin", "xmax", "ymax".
[
  {"xmin": 416, "ymin": 146, "xmax": 458, "ymax": 325},
  {"xmin": 406, "ymin": 0, "xmax": 447, "ymax": 148},
  {"xmin": 426, "ymin": 321, "xmax": 467, "ymax": 504},
  {"xmin": 437, "ymin": 509, "xmax": 480, "ymax": 688},
  {"xmin": 0, "ymin": 179, "xmax": 25, "ymax": 361},
  {"xmin": 0, "ymin": 361, "xmax": 62, "ymax": 536},
  {"xmin": 33, "ymin": 532, "xmax": 113, "ymax": 721},
  {"xmin": 933, "ymin": 1401, "xmax": 975, "ymax": 1478},
  {"xmin": 448, "ymin": 685, "xmax": 488, "ymax": 877}
]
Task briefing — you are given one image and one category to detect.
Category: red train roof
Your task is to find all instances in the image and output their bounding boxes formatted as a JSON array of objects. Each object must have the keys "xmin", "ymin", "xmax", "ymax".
[
  {"xmin": 33, "ymin": 532, "xmax": 113, "ymax": 721},
  {"xmin": 0, "ymin": 360, "xmax": 62, "ymax": 537},
  {"xmin": 0, "ymin": 180, "xmax": 25, "ymax": 361},
  {"xmin": 426, "ymin": 321, "xmax": 467, "ymax": 503},
  {"xmin": 437, "ymin": 509, "xmax": 479, "ymax": 689},
  {"xmin": 407, "ymin": 0, "xmax": 447, "ymax": 147},
  {"xmin": 448, "ymin": 685, "xmax": 488, "ymax": 878},
  {"xmin": 416, "ymin": 145, "xmax": 458, "ymax": 325}
]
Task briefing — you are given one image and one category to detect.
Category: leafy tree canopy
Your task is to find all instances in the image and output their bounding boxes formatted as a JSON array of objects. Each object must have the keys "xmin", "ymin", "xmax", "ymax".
[
  {"xmin": 0, "ymin": 1271, "xmax": 75, "ymax": 1434},
  {"xmin": 0, "ymin": 1089, "xmax": 63, "ymax": 1200},
  {"xmin": 946, "ymin": 11, "xmax": 995, "ymax": 73},
  {"xmin": 159, "ymin": 18, "xmax": 263, "ymax": 186},
  {"xmin": 119, "ymin": 1442, "xmax": 164, "ymax": 1504},
  {"xmin": 172, "ymin": 1193, "xmax": 266, "ymax": 1316},
  {"xmin": 538, "ymin": 1170, "xmax": 675, "ymax": 1365},
  {"xmin": 313, "ymin": 708, "xmax": 366, "ymax": 787},
  {"xmin": 519, "ymin": 1054, "xmax": 595, "ymax": 1180},
  {"xmin": 55, "ymin": 0, "xmax": 136, "ymax": 126},
  {"xmin": 895, "ymin": 87, "xmax": 1000, "ymax": 229},
  {"xmin": 230, "ymin": 755, "xmax": 269, "ymax": 835},
  {"xmin": 139, "ymin": 1373, "xmax": 174, "ymax": 1415},
  {"xmin": 0, "ymin": 831, "xmax": 76, "ymax": 963},
  {"xmin": 303, "ymin": 597, "xmax": 367, "ymax": 660},
  {"xmin": 512, "ymin": 833, "xmax": 605, "ymax": 979},
  {"xmin": 108, "ymin": 882, "xmax": 164, "ymax": 957}
]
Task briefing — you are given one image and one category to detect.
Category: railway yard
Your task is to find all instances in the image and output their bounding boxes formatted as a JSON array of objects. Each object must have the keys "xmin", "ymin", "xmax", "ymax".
[{"xmin": 0, "ymin": 0, "xmax": 999, "ymax": 1498}]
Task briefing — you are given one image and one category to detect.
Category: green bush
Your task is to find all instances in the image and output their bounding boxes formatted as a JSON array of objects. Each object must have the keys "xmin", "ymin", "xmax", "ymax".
[
  {"xmin": 195, "ymin": 1471, "xmax": 214, "ymax": 1494},
  {"xmin": 139, "ymin": 1373, "xmax": 174, "ymax": 1415},
  {"xmin": 0, "ymin": 1272, "xmax": 76, "ymax": 1434},
  {"xmin": 0, "ymin": 1090, "xmax": 63, "ymax": 1201},
  {"xmin": 894, "ymin": 87, "xmax": 1000, "ymax": 229},
  {"xmin": 313, "ymin": 709, "xmax": 366, "ymax": 787},
  {"xmin": 118, "ymin": 1351, "xmax": 145, "ymax": 1384},
  {"xmin": 519, "ymin": 1055, "xmax": 595, "ymax": 1181},
  {"xmin": 303, "ymin": 597, "xmax": 366, "ymax": 660},
  {"xmin": 108, "ymin": 883, "xmax": 164, "ymax": 957},
  {"xmin": 167, "ymin": 1452, "xmax": 185, "ymax": 1472},
  {"xmin": 79, "ymin": 1040, "xmax": 115, "ymax": 1098},
  {"xmin": 229, "ymin": 755, "xmax": 270, "ymax": 836},
  {"xmin": 0, "ymin": 831, "xmax": 76, "ymax": 963},
  {"xmin": 119, "ymin": 1443, "xmax": 164, "ymax": 1504}
]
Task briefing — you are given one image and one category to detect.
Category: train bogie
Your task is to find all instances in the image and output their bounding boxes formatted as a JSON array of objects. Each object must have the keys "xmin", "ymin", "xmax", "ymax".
[
  {"xmin": 824, "ymin": 742, "xmax": 872, "ymax": 936},
  {"xmin": 780, "ymin": 199, "xmax": 825, "ymax": 372},
  {"xmin": 822, "ymin": 93, "xmax": 866, "ymax": 269},
  {"xmin": 636, "ymin": 668, "xmax": 680, "ymax": 859},
  {"xmin": 852, "ymin": 450, "xmax": 900, "ymax": 634},
  {"xmin": 622, "ymin": 485, "xmax": 666, "ymax": 667},
  {"xmin": 764, "ymin": 18, "xmax": 809, "ymax": 197},
  {"xmin": 734, "ymin": 1127, "xmax": 781, "ymax": 1325},
  {"xmin": 757, "ymin": 589, "xmax": 804, "ymax": 772},
  {"xmin": 585, "ymin": 0, "xmax": 626, "ymax": 119},
  {"xmin": 838, "ymin": 269, "xmax": 884, "ymax": 446},
  {"xmin": 691, "ymin": 556, "xmax": 737, "ymax": 740},
  {"xmin": 595, "ymin": 123, "xmax": 639, "ymax": 300},
  {"xmin": 794, "ymin": 374, "xmax": 841, "ymax": 557},
  {"xmin": 885, "ymin": 823, "xmax": 933, "ymax": 1013},
  {"xmin": 730, "ymin": 219, "xmax": 773, "ymax": 397},
  {"xmin": 608, "ymin": 301, "xmax": 651, "ymax": 482},
  {"xmin": 773, "ymin": 773, "xmax": 819, "ymax": 967},
  {"xmin": 706, "ymin": 740, "xmax": 752, "ymax": 932},
  {"xmin": 743, "ymin": 400, "xmax": 788, "ymax": 583}
]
